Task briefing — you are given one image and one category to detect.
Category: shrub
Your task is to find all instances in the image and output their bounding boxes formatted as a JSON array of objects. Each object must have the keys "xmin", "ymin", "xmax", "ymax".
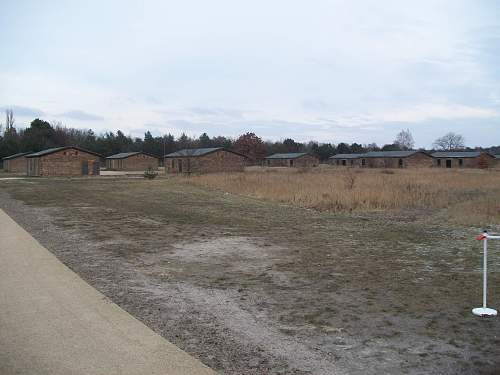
[{"xmin": 144, "ymin": 167, "xmax": 158, "ymax": 179}]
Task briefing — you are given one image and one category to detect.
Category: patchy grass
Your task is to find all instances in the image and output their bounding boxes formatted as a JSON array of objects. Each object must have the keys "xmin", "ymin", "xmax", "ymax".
[
  {"xmin": 0, "ymin": 177, "xmax": 499, "ymax": 374},
  {"xmin": 187, "ymin": 168, "xmax": 500, "ymax": 226}
]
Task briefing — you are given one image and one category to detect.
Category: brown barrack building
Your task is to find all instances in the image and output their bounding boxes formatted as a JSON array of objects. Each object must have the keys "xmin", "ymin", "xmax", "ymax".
[
  {"xmin": 106, "ymin": 152, "xmax": 159, "ymax": 171},
  {"xmin": 264, "ymin": 153, "xmax": 319, "ymax": 167},
  {"xmin": 165, "ymin": 147, "xmax": 247, "ymax": 174},
  {"xmin": 2, "ymin": 152, "xmax": 32, "ymax": 173},
  {"xmin": 431, "ymin": 151, "xmax": 496, "ymax": 169},
  {"xmin": 357, "ymin": 151, "xmax": 433, "ymax": 168},
  {"xmin": 329, "ymin": 153, "xmax": 362, "ymax": 167},
  {"xmin": 26, "ymin": 146, "xmax": 102, "ymax": 176}
]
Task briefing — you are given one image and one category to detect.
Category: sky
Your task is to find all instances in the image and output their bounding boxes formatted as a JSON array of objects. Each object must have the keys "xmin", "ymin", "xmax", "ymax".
[{"xmin": 1, "ymin": 0, "xmax": 499, "ymax": 148}]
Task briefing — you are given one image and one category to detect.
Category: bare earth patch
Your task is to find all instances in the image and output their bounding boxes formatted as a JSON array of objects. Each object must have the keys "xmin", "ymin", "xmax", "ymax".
[{"xmin": 0, "ymin": 177, "xmax": 499, "ymax": 374}]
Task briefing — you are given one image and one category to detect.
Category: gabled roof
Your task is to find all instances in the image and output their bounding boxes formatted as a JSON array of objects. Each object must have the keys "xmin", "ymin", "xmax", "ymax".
[
  {"xmin": 26, "ymin": 147, "xmax": 67, "ymax": 157},
  {"xmin": 26, "ymin": 146, "xmax": 103, "ymax": 158},
  {"xmin": 431, "ymin": 151, "xmax": 491, "ymax": 158},
  {"xmin": 165, "ymin": 147, "xmax": 246, "ymax": 158},
  {"xmin": 329, "ymin": 153, "xmax": 363, "ymax": 159},
  {"xmin": 265, "ymin": 152, "xmax": 310, "ymax": 159},
  {"xmin": 362, "ymin": 151, "xmax": 424, "ymax": 158},
  {"xmin": 2, "ymin": 152, "xmax": 33, "ymax": 161},
  {"xmin": 106, "ymin": 151, "xmax": 157, "ymax": 159},
  {"xmin": 165, "ymin": 147, "xmax": 222, "ymax": 157},
  {"xmin": 106, "ymin": 152, "xmax": 141, "ymax": 159}
]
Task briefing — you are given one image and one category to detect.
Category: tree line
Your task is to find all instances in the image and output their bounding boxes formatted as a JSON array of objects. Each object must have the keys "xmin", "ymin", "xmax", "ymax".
[{"xmin": 1, "ymin": 110, "xmax": 499, "ymax": 163}]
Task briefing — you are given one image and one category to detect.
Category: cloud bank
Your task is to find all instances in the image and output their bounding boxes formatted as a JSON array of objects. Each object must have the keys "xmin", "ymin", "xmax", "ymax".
[{"xmin": 1, "ymin": 0, "xmax": 499, "ymax": 147}]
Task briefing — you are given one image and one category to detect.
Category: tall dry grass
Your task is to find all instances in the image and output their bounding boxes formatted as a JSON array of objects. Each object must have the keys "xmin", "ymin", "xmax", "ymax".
[{"xmin": 186, "ymin": 168, "xmax": 500, "ymax": 225}]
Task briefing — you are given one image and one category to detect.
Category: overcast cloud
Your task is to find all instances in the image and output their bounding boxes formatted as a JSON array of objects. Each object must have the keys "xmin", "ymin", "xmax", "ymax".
[{"xmin": 1, "ymin": 0, "xmax": 499, "ymax": 147}]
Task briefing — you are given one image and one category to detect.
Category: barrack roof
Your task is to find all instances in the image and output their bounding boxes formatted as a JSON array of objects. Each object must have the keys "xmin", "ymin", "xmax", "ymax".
[
  {"xmin": 26, "ymin": 146, "xmax": 103, "ymax": 158},
  {"xmin": 265, "ymin": 152, "xmax": 310, "ymax": 159},
  {"xmin": 2, "ymin": 152, "xmax": 33, "ymax": 161},
  {"xmin": 165, "ymin": 147, "xmax": 246, "ymax": 158}
]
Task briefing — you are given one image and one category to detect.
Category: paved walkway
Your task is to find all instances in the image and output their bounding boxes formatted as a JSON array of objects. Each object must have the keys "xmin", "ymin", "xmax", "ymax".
[{"xmin": 0, "ymin": 209, "xmax": 216, "ymax": 375}]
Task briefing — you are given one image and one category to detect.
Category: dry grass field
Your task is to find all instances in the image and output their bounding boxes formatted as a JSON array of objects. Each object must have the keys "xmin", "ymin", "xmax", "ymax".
[
  {"xmin": 188, "ymin": 167, "xmax": 500, "ymax": 226},
  {"xmin": 0, "ymin": 171, "xmax": 499, "ymax": 374}
]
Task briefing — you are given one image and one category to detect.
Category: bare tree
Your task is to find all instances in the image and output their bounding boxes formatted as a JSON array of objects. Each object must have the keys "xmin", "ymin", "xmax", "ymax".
[
  {"xmin": 394, "ymin": 129, "xmax": 414, "ymax": 150},
  {"xmin": 5, "ymin": 109, "xmax": 15, "ymax": 132},
  {"xmin": 433, "ymin": 132, "xmax": 465, "ymax": 151}
]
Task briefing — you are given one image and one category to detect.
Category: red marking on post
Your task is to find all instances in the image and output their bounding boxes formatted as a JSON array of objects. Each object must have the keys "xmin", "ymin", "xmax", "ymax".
[{"xmin": 476, "ymin": 234, "xmax": 487, "ymax": 241}]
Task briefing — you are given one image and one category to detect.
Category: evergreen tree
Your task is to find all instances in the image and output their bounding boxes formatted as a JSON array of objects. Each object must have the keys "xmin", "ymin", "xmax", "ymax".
[
  {"xmin": 21, "ymin": 119, "xmax": 55, "ymax": 151},
  {"xmin": 336, "ymin": 142, "xmax": 350, "ymax": 154},
  {"xmin": 350, "ymin": 143, "xmax": 364, "ymax": 153},
  {"xmin": 198, "ymin": 133, "xmax": 212, "ymax": 148},
  {"xmin": 381, "ymin": 143, "xmax": 402, "ymax": 151}
]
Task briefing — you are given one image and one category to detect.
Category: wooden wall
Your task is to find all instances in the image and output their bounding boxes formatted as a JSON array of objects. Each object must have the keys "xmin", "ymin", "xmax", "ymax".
[
  {"xmin": 265, "ymin": 155, "xmax": 319, "ymax": 167},
  {"xmin": 165, "ymin": 150, "xmax": 246, "ymax": 174},
  {"xmin": 433, "ymin": 155, "xmax": 495, "ymax": 169},
  {"xmin": 28, "ymin": 149, "xmax": 100, "ymax": 176},
  {"xmin": 106, "ymin": 154, "xmax": 159, "ymax": 171},
  {"xmin": 3, "ymin": 157, "xmax": 28, "ymax": 173},
  {"xmin": 360, "ymin": 153, "xmax": 433, "ymax": 168}
]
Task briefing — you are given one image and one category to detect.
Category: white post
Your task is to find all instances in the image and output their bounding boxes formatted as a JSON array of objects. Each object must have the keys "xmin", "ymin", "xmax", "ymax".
[
  {"xmin": 472, "ymin": 231, "xmax": 498, "ymax": 317},
  {"xmin": 483, "ymin": 237, "xmax": 487, "ymax": 309}
]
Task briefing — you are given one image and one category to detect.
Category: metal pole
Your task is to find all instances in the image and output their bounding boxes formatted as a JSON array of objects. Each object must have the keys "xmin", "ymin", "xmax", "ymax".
[
  {"xmin": 483, "ymin": 236, "xmax": 488, "ymax": 308},
  {"xmin": 472, "ymin": 231, "xmax": 497, "ymax": 317}
]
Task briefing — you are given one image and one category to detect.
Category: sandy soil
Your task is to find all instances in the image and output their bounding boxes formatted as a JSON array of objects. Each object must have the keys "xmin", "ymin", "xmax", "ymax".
[{"xmin": 0, "ymin": 177, "xmax": 499, "ymax": 374}]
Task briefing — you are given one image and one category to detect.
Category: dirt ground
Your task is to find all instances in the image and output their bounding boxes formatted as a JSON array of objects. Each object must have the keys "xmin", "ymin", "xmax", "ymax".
[{"xmin": 0, "ymin": 176, "xmax": 499, "ymax": 374}]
